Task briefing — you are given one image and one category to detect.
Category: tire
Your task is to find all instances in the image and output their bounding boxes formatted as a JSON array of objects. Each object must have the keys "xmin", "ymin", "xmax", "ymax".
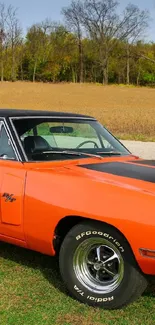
[{"xmin": 59, "ymin": 221, "xmax": 148, "ymax": 310}]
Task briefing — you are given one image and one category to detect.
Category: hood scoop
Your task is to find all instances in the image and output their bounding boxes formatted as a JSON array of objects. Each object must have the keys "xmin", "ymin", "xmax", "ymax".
[{"xmin": 79, "ymin": 161, "xmax": 155, "ymax": 184}]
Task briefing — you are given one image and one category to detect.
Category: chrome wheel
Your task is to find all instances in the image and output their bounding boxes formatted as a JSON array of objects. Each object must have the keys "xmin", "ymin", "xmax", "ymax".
[{"xmin": 73, "ymin": 238, "xmax": 124, "ymax": 294}]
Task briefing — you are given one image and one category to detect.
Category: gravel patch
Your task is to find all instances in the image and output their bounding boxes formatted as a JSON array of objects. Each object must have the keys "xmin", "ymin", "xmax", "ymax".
[{"xmin": 121, "ymin": 140, "xmax": 155, "ymax": 160}]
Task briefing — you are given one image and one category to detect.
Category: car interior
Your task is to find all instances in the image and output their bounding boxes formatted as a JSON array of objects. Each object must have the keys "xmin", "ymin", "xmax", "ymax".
[{"xmin": 24, "ymin": 136, "xmax": 51, "ymax": 155}]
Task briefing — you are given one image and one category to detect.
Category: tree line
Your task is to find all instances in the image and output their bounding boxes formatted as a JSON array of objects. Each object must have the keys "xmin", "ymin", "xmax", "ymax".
[{"xmin": 0, "ymin": 0, "xmax": 155, "ymax": 86}]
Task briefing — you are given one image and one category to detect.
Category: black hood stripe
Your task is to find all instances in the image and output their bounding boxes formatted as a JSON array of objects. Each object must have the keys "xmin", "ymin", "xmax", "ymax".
[
  {"xmin": 129, "ymin": 160, "xmax": 155, "ymax": 167},
  {"xmin": 80, "ymin": 162, "xmax": 155, "ymax": 183}
]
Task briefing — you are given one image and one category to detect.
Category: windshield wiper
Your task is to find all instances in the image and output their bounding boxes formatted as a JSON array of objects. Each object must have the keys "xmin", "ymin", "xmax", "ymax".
[
  {"xmin": 42, "ymin": 150, "xmax": 102, "ymax": 160},
  {"xmin": 97, "ymin": 151, "xmax": 122, "ymax": 156}
]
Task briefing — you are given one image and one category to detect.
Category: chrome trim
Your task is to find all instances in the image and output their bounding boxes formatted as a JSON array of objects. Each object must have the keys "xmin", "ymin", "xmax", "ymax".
[
  {"xmin": 9, "ymin": 117, "xmax": 28, "ymax": 161},
  {"xmin": 0, "ymin": 121, "xmax": 3, "ymax": 132},
  {"xmin": 9, "ymin": 116, "xmax": 96, "ymax": 121},
  {"xmin": 0, "ymin": 119, "xmax": 20, "ymax": 161},
  {"xmin": 73, "ymin": 238, "xmax": 124, "ymax": 294}
]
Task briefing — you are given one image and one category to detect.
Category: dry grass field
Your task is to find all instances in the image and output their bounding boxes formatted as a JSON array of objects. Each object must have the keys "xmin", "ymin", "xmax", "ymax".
[{"xmin": 1, "ymin": 81, "xmax": 155, "ymax": 141}]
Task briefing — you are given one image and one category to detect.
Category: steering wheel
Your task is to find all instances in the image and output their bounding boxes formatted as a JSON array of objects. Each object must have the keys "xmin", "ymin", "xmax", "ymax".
[{"xmin": 76, "ymin": 140, "xmax": 99, "ymax": 149}]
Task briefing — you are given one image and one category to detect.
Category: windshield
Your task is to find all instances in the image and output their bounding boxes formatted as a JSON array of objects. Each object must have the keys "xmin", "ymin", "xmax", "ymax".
[{"xmin": 13, "ymin": 118, "xmax": 130, "ymax": 161}]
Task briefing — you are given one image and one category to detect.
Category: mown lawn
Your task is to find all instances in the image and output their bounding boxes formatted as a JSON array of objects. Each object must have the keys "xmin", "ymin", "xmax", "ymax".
[{"xmin": 0, "ymin": 242, "xmax": 155, "ymax": 325}]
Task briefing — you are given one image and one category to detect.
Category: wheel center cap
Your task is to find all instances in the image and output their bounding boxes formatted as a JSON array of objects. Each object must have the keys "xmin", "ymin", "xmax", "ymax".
[{"xmin": 94, "ymin": 263, "xmax": 102, "ymax": 271}]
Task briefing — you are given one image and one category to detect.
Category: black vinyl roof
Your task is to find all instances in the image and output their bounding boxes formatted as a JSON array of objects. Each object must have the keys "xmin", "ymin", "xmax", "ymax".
[{"xmin": 0, "ymin": 108, "xmax": 95, "ymax": 120}]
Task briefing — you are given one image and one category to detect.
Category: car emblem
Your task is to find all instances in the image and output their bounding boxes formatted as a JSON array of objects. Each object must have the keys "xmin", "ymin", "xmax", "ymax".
[{"xmin": 2, "ymin": 193, "xmax": 16, "ymax": 203}]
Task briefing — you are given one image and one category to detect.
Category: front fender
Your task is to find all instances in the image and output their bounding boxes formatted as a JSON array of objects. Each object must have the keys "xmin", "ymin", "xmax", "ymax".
[{"xmin": 24, "ymin": 169, "xmax": 155, "ymax": 274}]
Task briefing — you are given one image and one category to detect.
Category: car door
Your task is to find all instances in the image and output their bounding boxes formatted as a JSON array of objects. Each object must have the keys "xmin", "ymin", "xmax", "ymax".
[{"xmin": 0, "ymin": 120, "xmax": 26, "ymax": 241}]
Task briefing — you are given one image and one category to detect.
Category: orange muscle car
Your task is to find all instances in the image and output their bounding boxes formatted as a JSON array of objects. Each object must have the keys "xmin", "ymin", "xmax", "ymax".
[{"xmin": 0, "ymin": 108, "xmax": 154, "ymax": 309}]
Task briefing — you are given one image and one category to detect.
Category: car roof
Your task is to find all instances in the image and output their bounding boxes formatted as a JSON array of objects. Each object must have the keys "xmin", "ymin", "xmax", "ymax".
[{"xmin": 0, "ymin": 108, "xmax": 95, "ymax": 120}]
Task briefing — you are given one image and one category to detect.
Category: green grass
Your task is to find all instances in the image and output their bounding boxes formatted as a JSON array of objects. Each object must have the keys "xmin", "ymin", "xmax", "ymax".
[{"xmin": 0, "ymin": 243, "xmax": 155, "ymax": 325}]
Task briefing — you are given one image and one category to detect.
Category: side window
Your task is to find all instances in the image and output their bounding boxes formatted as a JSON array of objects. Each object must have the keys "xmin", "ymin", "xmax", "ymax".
[{"xmin": 0, "ymin": 123, "xmax": 16, "ymax": 160}]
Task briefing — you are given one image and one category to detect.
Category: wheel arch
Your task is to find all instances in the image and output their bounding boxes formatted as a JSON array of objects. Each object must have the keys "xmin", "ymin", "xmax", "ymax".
[{"xmin": 53, "ymin": 215, "xmax": 140, "ymax": 271}]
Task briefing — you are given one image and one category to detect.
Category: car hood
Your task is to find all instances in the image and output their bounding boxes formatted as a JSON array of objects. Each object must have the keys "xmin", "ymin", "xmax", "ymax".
[
  {"xmin": 27, "ymin": 156, "xmax": 155, "ymax": 194},
  {"xmin": 65, "ymin": 157, "xmax": 155, "ymax": 193}
]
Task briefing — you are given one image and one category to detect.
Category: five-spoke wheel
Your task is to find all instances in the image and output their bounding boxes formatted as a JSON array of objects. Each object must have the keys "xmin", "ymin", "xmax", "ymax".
[{"xmin": 73, "ymin": 239, "xmax": 124, "ymax": 294}]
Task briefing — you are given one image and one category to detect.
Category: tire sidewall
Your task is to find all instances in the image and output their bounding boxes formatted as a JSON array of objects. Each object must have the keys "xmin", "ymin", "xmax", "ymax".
[{"xmin": 59, "ymin": 222, "xmax": 137, "ymax": 308}]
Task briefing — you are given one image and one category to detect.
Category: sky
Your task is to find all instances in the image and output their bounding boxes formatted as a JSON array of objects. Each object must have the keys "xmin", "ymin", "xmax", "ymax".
[{"xmin": 3, "ymin": 0, "xmax": 155, "ymax": 41}]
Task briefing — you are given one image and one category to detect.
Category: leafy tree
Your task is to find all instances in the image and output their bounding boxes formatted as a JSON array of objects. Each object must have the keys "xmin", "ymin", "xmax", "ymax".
[
  {"xmin": 62, "ymin": 1, "xmax": 84, "ymax": 83},
  {"xmin": 0, "ymin": 0, "xmax": 154, "ymax": 86}
]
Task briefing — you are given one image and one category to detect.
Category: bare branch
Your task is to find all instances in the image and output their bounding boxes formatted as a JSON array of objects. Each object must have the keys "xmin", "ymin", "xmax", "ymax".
[
  {"xmin": 62, "ymin": 0, "xmax": 84, "ymax": 82},
  {"xmin": 75, "ymin": 0, "xmax": 150, "ymax": 84}
]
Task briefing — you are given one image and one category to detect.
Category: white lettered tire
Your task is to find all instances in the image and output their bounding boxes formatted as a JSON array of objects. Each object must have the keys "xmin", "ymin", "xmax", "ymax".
[{"xmin": 59, "ymin": 221, "xmax": 148, "ymax": 309}]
